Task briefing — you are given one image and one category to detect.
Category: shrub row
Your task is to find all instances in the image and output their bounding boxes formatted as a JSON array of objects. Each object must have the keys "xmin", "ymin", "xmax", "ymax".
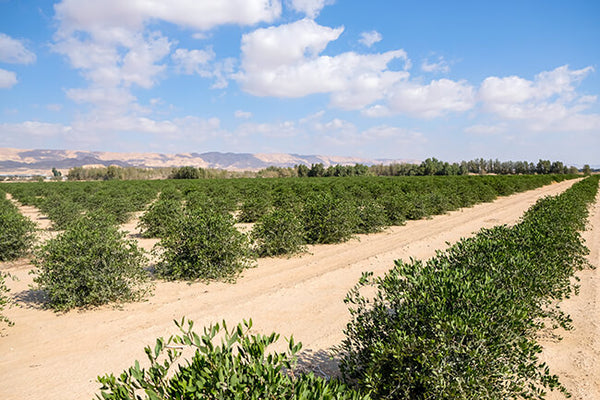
[
  {"xmin": 0, "ymin": 189, "xmax": 36, "ymax": 261},
  {"xmin": 337, "ymin": 176, "xmax": 599, "ymax": 399},
  {"xmin": 6, "ymin": 175, "xmax": 576, "ymax": 233}
]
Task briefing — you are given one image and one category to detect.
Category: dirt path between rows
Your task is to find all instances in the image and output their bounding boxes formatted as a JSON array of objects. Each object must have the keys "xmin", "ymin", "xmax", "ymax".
[{"xmin": 0, "ymin": 178, "xmax": 596, "ymax": 400}]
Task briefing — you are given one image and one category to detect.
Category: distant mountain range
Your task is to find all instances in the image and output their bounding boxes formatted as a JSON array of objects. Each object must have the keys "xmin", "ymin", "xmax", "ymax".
[{"xmin": 0, "ymin": 148, "xmax": 417, "ymax": 176}]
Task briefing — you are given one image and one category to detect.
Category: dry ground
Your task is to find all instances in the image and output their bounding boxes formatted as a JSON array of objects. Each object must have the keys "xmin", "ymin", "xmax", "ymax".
[{"xmin": 0, "ymin": 178, "xmax": 598, "ymax": 399}]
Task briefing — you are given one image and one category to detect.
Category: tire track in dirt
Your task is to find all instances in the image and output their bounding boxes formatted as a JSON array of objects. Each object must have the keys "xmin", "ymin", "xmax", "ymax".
[{"xmin": 0, "ymin": 178, "xmax": 584, "ymax": 400}]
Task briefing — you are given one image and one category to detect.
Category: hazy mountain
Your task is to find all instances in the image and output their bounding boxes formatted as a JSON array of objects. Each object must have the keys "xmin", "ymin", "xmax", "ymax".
[{"xmin": 0, "ymin": 147, "xmax": 417, "ymax": 176}]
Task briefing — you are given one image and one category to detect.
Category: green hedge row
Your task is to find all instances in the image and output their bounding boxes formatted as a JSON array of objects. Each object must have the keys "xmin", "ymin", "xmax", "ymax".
[{"xmin": 338, "ymin": 176, "xmax": 599, "ymax": 399}]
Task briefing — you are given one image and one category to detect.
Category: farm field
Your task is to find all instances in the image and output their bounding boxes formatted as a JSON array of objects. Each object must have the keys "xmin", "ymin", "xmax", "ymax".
[{"xmin": 0, "ymin": 176, "xmax": 598, "ymax": 399}]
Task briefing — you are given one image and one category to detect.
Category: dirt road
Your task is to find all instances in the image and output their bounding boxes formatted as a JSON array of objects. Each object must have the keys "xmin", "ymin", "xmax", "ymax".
[{"xmin": 0, "ymin": 178, "xmax": 596, "ymax": 400}]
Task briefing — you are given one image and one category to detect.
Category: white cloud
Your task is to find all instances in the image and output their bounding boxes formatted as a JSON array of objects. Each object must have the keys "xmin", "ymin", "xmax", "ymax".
[
  {"xmin": 287, "ymin": 0, "xmax": 333, "ymax": 18},
  {"xmin": 238, "ymin": 19, "xmax": 409, "ymax": 108},
  {"xmin": 0, "ymin": 68, "xmax": 18, "ymax": 89},
  {"xmin": 54, "ymin": 0, "xmax": 282, "ymax": 33},
  {"xmin": 235, "ymin": 110, "xmax": 253, "ymax": 119},
  {"xmin": 0, "ymin": 33, "xmax": 36, "ymax": 64},
  {"xmin": 50, "ymin": 0, "xmax": 282, "ymax": 139},
  {"xmin": 0, "ymin": 121, "xmax": 72, "ymax": 137},
  {"xmin": 359, "ymin": 30, "xmax": 382, "ymax": 47},
  {"xmin": 421, "ymin": 56, "xmax": 449, "ymax": 73},
  {"xmin": 172, "ymin": 48, "xmax": 235, "ymax": 89},
  {"xmin": 387, "ymin": 79, "xmax": 476, "ymax": 118},
  {"xmin": 172, "ymin": 48, "xmax": 216, "ymax": 74},
  {"xmin": 478, "ymin": 65, "xmax": 600, "ymax": 132}
]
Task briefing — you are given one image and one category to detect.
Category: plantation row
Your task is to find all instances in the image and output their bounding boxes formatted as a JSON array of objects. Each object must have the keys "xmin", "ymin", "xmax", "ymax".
[
  {"xmin": 4, "ymin": 173, "xmax": 577, "ymax": 242},
  {"xmin": 96, "ymin": 175, "xmax": 599, "ymax": 399},
  {"xmin": 0, "ymin": 174, "xmax": 580, "ymax": 311},
  {"xmin": 0, "ymin": 189, "xmax": 36, "ymax": 325}
]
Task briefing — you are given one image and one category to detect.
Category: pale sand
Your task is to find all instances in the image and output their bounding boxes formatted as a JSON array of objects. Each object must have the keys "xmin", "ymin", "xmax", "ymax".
[{"xmin": 0, "ymin": 178, "xmax": 596, "ymax": 400}]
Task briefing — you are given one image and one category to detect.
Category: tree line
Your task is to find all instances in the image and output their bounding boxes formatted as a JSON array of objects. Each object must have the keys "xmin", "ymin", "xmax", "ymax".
[{"xmin": 62, "ymin": 158, "xmax": 588, "ymax": 181}]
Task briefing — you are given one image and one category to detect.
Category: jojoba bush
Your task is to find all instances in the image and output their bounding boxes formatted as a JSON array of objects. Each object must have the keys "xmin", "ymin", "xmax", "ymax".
[
  {"xmin": 302, "ymin": 193, "xmax": 358, "ymax": 244},
  {"xmin": 155, "ymin": 208, "xmax": 255, "ymax": 281},
  {"xmin": 0, "ymin": 193, "xmax": 36, "ymax": 261},
  {"xmin": 32, "ymin": 213, "xmax": 151, "ymax": 311},
  {"xmin": 96, "ymin": 318, "xmax": 370, "ymax": 400},
  {"xmin": 251, "ymin": 208, "xmax": 307, "ymax": 257},
  {"xmin": 137, "ymin": 198, "xmax": 183, "ymax": 238}
]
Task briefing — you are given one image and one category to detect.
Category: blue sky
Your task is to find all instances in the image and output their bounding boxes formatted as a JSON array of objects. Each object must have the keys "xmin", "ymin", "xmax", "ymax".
[{"xmin": 0, "ymin": 0, "xmax": 599, "ymax": 165}]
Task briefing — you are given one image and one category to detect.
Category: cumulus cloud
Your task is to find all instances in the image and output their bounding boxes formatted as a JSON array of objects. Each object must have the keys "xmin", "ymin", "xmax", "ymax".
[
  {"xmin": 237, "ymin": 19, "xmax": 409, "ymax": 108},
  {"xmin": 387, "ymin": 79, "xmax": 476, "ymax": 118},
  {"xmin": 50, "ymin": 0, "xmax": 282, "ymax": 134},
  {"xmin": 287, "ymin": 0, "xmax": 333, "ymax": 18},
  {"xmin": 172, "ymin": 48, "xmax": 235, "ymax": 88},
  {"xmin": 0, "ymin": 68, "xmax": 18, "ymax": 89},
  {"xmin": 478, "ymin": 65, "xmax": 600, "ymax": 132},
  {"xmin": 421, "ymin": 56, "xmax": 449, "ymax": 73},
  {"xmin": 172, "ymin": 48, "xmax": 216, "ymax": 74},
  {"xmin": 0, "ymin": 33, "xmax": 36, "ymax": 64},
  {"xmin": 54, "ymin": 0, "xmax": 282, "ymax": 33},
  {"xmin": 359, "ymin": 30, "xmax": 382, "ymax": 47}
]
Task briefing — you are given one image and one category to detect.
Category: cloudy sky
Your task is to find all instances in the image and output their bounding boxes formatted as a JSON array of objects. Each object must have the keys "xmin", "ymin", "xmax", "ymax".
[{"xmin": 1, "ymin": 0, "xmax": 599, "ymax": 164}]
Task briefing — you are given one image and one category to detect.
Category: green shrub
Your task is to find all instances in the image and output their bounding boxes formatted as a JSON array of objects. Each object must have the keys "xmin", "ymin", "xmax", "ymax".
[
  {"xmin": 137, "ymin": 198, "xmax": 183, "ymax": 238},
  {"xmin": 155, "ymin": 209, "xmax": 255, "ymax": 281},
  {"xmin": 0, "ymin": 196, "xmax": 36, "ymax": 261},
  {"xmin": 251, "ymin": 209, "xmax": 307, "ymax": 257},
  {"xmin": 32, "ymin": 213, "xmax": 151, "ymax": 311},
  {"xmin": 237, "ymin": 194, "xmax": 272, "ymax": 223},
  {"xmin": 97, "ymin": 318, "xmax": 369, "ymax": 400},
  {"xmin": 302, "ymin": 193, "xmax": 358, "ymax": 244},
  {"xmin": 353, "ymin": 200, "xmax": 388, "ymax": 234}
]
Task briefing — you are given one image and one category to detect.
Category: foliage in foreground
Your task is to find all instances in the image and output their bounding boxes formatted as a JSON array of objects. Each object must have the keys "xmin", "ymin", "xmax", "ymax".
[
  {"xmin": 155, "ymin": 208, "xmax": 255, "ymax": 281},
  {"xmin": 0, "ymin": 272, "xmax": 13, "ymax": 327},
  {"xmin": 97, "ymin": 318, "xmax": 369, "ymax": 400},
  {"xmin": 0, "ymin": 192, "xmax": 36, "ymax": 261},
  {"xmin": 33, "ymin": 213, "xmax": 152, "ymax": 311},
  {"xmin": 338, "ymin": 176, "xmax": 599, "ymax": 399}
]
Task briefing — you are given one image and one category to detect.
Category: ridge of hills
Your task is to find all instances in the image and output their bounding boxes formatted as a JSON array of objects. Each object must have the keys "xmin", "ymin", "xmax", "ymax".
[{"xmin": 0, "ymin": 147, "xmax": 416, "ymax": 176}]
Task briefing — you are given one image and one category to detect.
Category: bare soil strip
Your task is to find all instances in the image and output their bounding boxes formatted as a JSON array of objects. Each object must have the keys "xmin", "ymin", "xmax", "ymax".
[{"xmin": 0, "ymin": 179, "xmax": 594, "ymax": 400}]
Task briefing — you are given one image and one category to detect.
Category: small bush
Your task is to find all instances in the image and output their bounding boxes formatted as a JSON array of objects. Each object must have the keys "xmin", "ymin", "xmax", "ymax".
[
  {"xmin": 353, "ymin": 200, "xmax": 388, "ymax": 234},
  {"xmin": 302, "ymin": 193, "xmax": 358, "ymax": 244},
  {"xmin": 32, "ymin": 213, "xmax": 151, "ymax": 311},
  {"xmin": 96, "ymin": 318, "xmax": 369, "ymax": 400},
  {"xmin": 237, "ymin": 195, "xmax": 272, "ymax": 223},
  {"xmin": 0, "ymin": 197, "xmax": 36, "ymax": 261},
  {"xmin": 251, "ymin": 209, "xmax": 307, "ymax": 257},
  {"xmin": 137, "ymin": 198, "xmax": 183, "ymax": 238},
  {"xmin": 155, "ymin": 209, "xmax": 255, "ymax": 281}
]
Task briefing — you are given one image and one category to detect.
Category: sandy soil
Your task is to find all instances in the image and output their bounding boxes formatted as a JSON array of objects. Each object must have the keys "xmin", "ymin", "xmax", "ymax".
[{"xmin": 0, "ymin": 178, "xmax": 596, "ymax": 400}]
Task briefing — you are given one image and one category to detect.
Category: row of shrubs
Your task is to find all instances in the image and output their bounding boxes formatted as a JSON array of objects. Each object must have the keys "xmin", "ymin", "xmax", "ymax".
[
  {"xmin": 3, "ymin": 174, "xmax": 581, "ymax": 313},
  {"xmin": 139, "ymin": 175, "xmax": 579, "ymax": 258},
  {"xmin": 95, "ymin": 175, "xmax": 599, "ymax": 400},
  {"xmin": 0, "ymin": 190, "xmax": 36, "ymax": 325},
  {"xmin": 5, "ymin": 175, "xmax": 576, "ymax": 233},
  {"xmin": 338, "ymin": 175, "xmax": 599, "ymax": 399}
]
